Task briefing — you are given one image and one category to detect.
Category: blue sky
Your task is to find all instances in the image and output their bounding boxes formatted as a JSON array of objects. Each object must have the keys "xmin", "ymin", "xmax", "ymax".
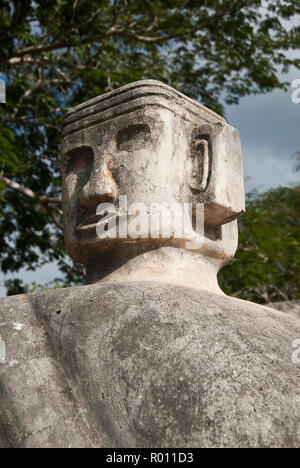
[{"xmin": 0, "ymin": 67, "xmax": 299, "ymax": 296}]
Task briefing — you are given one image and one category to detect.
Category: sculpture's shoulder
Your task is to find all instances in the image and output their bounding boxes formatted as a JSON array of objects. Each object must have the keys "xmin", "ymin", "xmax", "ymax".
[
  {"xmin": 0, "ymin": 285, "xmax": 82, "ymax": 314},
  {"xmin": 269, "ymin": 299, "xmax": 300, "ymax": 320},
  {"xmin": 0, "ymin": 287, "xmax": 99, "ymax": 449},
  {"xmin": 0, "ymin": 284, "xmax": 92, "ymax": 329},
  {"xmin": 3, "ymin": 280, "xmax": 294, "ymax": 332},
  {"xmin": 1, "ymin": 282, "xmax": 300, "ymax": 448},
  {"xmin": 0, "ymin": 291, "xmax": 38, "ymax": 320},
  {"xmin": 37, "ymin": 280, "xmax": 299, "ymax": 448},
  {"xmin": 9, "ymin": 280, "xmax": 296, "ymax": 325}
]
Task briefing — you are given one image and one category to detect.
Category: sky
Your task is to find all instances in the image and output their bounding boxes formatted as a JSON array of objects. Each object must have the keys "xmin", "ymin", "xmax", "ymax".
[
  {"xmin": 227, "ymin": 69, "xmax": 300, "ymax": 193},
  {"xmin": 0, "ymin": 66, "xmax": 299, "ymax": 297}
]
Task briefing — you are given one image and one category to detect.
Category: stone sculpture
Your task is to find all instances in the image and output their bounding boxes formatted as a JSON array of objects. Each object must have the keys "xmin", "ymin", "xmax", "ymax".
[
  {"xmin": 0, "ymin": 81, "xmax": 299, "ymax": 448},
  {"xmin": 62, "ymin": 80, "xmax": 245, "ymax": 289}
]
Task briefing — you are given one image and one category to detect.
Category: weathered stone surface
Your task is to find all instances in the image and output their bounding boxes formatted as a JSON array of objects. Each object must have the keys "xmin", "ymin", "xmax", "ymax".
[
  {"xmin": 0, "ymin": 293, "xmax": 99, "ymax": 448},
  {"xmin": 269, "ymin": 300, "xmax": 300, "ymax": 319},
  {"xmin": 1, "ymin": 282, "xmax": 299, "ymax": 448},
  {"xmin": 61, "ymin": 80, "xmax": 245, "ymax": 271}
]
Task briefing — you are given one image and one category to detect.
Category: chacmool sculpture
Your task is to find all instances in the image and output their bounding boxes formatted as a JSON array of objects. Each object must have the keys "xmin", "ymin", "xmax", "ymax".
[{"xmin": 0, "ymin": 81, "xmax": 299, "ymax": 448}]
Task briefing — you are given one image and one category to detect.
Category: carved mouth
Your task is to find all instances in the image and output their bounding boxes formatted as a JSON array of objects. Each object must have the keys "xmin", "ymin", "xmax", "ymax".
[{"xmin": 75, "ymin": 212, "xmax": 117, "ymax": 233}]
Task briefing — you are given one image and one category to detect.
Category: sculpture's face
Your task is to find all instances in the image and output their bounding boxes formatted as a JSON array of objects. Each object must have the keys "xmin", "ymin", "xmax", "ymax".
[
  {"xmin": 62, "ymin": 107, "xmax": 193, "ymax": 263},
  {"xmin": 62, "ymin": 95, "xmax": 245, "ymax": 265}
]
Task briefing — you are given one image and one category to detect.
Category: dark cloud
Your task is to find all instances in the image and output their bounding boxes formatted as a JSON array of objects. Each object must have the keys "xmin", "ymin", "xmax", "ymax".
[{"xmin": 225, "ymin": 68, "xmax": 300, "ymax": 192}]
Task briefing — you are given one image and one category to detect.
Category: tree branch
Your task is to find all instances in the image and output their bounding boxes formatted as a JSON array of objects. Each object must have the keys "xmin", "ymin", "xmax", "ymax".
[
  {"xmin": 0, "ymin": 173, "xmax": 35, "ymax": 199},
  {"xmin": 0, "ymin": 173, "xmax": 63, "ymax": 230},
  {"xmin": 49, "ymin": 210, "xmax": 64, "ymax": 231},
  {"xmin": 7, "ymin": 0, "xmax": 258, "ymax": 63},
  {"xmin": 8, "ymin": 26, "xmax": 118, "ymax": 63},
  {"xmin": 121, "ymin": 0, "xmax": 258, "ymax": 43}
]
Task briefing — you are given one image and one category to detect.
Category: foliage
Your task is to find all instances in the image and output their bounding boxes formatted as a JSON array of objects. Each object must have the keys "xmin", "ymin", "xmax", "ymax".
[
  {"xmin": 4, "ymin": 278, "xmax": 25, "ymax": 296},
  {"xmin": 219, "ymin": 185, "xmax": 300, "ymax": 304}
]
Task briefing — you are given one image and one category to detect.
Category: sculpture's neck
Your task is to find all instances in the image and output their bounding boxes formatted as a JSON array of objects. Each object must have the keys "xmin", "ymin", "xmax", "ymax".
[{"xmin": 85, "ymin": 247, "xmax": 223, "ymax": 294}]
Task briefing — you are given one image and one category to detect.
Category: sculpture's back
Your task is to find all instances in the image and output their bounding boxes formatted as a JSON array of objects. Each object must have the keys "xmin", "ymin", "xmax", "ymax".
[{"xmin": 0, "ymin": 81, "xmax": 299, "ymax": 448}]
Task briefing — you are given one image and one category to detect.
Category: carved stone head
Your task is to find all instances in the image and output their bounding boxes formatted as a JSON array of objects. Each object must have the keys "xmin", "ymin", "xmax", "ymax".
[{"xmin": 61, "ymin": 80, "xmax": 245, "ymax": 273}]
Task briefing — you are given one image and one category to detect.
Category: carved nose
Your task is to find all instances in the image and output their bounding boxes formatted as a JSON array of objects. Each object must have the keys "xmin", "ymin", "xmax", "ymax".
[{"xmin": 80, "ymin": 163, "xmax": 119, "ymax": 211}]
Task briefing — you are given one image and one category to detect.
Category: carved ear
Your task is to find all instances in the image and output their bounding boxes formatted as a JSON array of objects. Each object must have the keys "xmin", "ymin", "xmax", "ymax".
[
  {"xmin": 190, "ymin": 122, "xmax": 245, "ymax": 227},
  {"xmin": 189, "ymin": 135, "xmax": 211, "ymax": 192}
]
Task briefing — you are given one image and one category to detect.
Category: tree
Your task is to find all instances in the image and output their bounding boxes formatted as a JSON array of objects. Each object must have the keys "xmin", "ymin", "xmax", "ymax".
[
  {"xmin": 0, "ymin": 0, "xmax": 300, "ymax": 291},
  {"xmin": 219, "ymin": 185, "xmax": 300, "ymax": 304}
]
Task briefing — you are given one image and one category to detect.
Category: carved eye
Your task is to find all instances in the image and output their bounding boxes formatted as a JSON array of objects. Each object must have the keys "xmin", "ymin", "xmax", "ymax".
[
  {"xmin": 117, "ymin": 124, "xmax": 151, "ymax": 151},
  {"xmin": 64, "ymin": 146, "xmax": 94, "ymax": 174}
]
